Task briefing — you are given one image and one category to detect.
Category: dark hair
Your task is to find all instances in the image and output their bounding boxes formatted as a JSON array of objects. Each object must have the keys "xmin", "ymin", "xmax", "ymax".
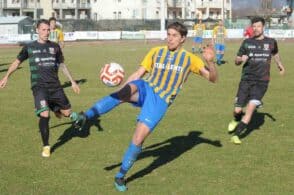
[
  {"xmin": 167, "ymin": 22, "xmax": 188, "ymax": 37},
  {"xmin": 251, "ymin": 16, "xmax": 265, "ymax": 26},
  {"xmin": 36, "ymin": 19, "xmax": 50, "ymax": 28},
  {"xmin": 49, "ymin": 17, "xmax": 57, "ymax": 22}
]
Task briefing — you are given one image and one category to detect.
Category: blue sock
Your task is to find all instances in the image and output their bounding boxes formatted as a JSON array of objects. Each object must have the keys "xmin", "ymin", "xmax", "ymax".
[
  {"xmin": 115, "ymin": 142, "xmax": 142, "ymax": 179},
  {"xmin": 85, "ymin": 95, "xmax": 120, "ymax": 119},
  {"xmin": 220, "ymin": 54, "xmax": 224, "ymax": 60},
  {"xmin": 216, "ymin": 53, "xmax": 222, "ymax": 62}
]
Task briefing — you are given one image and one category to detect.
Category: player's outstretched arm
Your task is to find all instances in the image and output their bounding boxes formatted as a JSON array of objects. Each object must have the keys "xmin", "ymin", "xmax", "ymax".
[
  {"xmin": 0, "ymin": 59, "xmax": 21, "ymax": 88},
  {"xmin": 200, "ymin": 46, "xmax": 218, "ymax": 83},
  {"xmin": 273, "ymin": 53, "xmax": 285, "ymax": 75},
  {"xmin": 59, "ymin": 63, "xmax": 80, "ymax": 94}
]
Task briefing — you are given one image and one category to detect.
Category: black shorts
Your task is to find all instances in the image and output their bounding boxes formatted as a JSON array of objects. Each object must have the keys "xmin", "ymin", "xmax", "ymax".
[
  {"xmin": 235, "ymin": 80, "xmax": 268, "ymax": 108},
  {"xmin": 32, "ymin": 87, "xmax": 71, "ymax": 116}
]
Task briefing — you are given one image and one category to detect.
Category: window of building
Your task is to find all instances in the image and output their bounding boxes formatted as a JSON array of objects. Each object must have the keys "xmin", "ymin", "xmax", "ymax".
[
  {"xmin": 118, "ymin": 11, "xmax": 121, "ymax": 19},
  {"xmin": 62, "ymin": 0, "xmax": 65, "ymax": 3},
  {"xmin": 113, "ymin": 11, "xmax": 117, "ymax": 19}
]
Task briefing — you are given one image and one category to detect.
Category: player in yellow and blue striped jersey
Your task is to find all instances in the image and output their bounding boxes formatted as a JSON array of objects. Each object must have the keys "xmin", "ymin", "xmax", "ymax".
[
  {"xmin": 212, "ymin": 20, "xmax": 227, "ymax": 65},
  {"xmin": 73, "ymin": 22, "xmax": 218, "ymax": 192},
  {"xmin": 49, "ymin": 17, "xmax": 64, "ymax": 49}
]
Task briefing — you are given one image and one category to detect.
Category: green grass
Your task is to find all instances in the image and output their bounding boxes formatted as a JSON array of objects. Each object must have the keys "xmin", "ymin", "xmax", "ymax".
[{"xmin": 0, "ymin": 39, "xmax": 293, "ymax": 194}]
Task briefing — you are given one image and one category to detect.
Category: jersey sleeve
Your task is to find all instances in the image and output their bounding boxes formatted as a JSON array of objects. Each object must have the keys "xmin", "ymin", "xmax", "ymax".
[
  {"xmin": 140, "ymin": 47, "xmax": 157, "ymax": 72},
  {"xmin": 16, "ymin": 45, "xmax": 29, "ymax": 63},
  {"xmin": 212, "ymin": 27, "xmax": 217, "ymax": 37},
  {"xmin": 58, "ymin": 29, "xmax": 64, "ymax": 42},
  {"xmin": 271, "ymin": 39, "xmax": 278, "ymax": 55},
  {"xmin": 56, "ymin": 45, "xmax": 65, "ymax": 64},
  {"xmin": 224, "ymin": 28, "xmax": 227, "ymax": 37},
  {"xmin": 190, "ymin": 54, "xmax": 205, "ymax": 75},
  {"xmin": 237, "ymin": 40, "xmax": 247, "ymax": 57}
]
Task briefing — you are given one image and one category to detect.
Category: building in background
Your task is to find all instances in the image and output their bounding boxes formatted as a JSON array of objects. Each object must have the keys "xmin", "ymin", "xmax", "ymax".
[{"xmin": 0, "ymin": 0, "xmax": 232, "ymax": 21}]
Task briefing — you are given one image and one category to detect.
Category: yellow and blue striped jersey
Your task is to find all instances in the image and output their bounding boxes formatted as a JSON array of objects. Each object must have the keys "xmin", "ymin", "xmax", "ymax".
[
  {"xmin": 141, "ymin": 46, "xmax": 205, "ymax": 104},
  {"xmin": 49, "ymin": 28, "xmax": 64, "ymax": 43},
  {"xmin": 193, "ymin": 23, "xmax": 206, "ymax": 37},
  {"xmin": 212, "ymin": 26, "xmax": 227, "ymax": 44}
]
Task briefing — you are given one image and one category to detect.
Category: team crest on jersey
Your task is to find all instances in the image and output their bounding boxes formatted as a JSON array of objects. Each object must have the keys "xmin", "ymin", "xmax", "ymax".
[
  {"xmin": 263, "ymin": 44, "xmax": 269, "ymax": 51},
  {"xmin": 40, "ymin": 100, "xmax": 47, "ymax": 108},
  {"xmin": 49, "ymin": 47, "xmax": 55, "ymax": 54}
]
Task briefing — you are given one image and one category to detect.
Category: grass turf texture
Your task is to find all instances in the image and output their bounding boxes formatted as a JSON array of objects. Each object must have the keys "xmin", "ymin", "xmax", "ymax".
[{"xmin": 0, "ymin": 39, "xmax": 293, "ymax": 194}]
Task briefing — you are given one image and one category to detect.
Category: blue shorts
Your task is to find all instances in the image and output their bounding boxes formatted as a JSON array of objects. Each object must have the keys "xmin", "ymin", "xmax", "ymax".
[
  {"xmin": 129, "ymin": 80, "xmax": 168, "ymax": 131},
  {"xmin": 193, "ymin": 37, "xmax": 203, "ymax": 43},
  {"xmin": 214, "ymin": 44, "xmax": 225, "ymax": 51}
]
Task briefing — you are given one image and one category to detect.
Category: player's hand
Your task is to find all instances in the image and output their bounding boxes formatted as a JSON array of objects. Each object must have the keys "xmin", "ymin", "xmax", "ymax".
[
  {"xmin": 241, "ymin": 55, "xmax": 249, "ymax": 63},
  {"xmin": 0, "ymin": 77, "xmax": 8, "ymax": 89},
  {"xmin": 71, "ymin": 82, "xmax": 80, "ymax": 94},
  {"xmin": 278, "ymin": 65, "xmax": 285, "ymax": 76},
  {"xmin": 202, "ymin": 45, "xmax": 215, "ymax": 63}
]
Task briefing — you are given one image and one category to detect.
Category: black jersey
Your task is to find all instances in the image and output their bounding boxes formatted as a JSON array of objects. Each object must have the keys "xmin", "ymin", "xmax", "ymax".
[
  {"xmin": 237, "ymin": 37, "xmax": 278, "ymax": 81},
  {"xmin": 17, "ymin": 40, "xmax": 64, "ymax": 89}
]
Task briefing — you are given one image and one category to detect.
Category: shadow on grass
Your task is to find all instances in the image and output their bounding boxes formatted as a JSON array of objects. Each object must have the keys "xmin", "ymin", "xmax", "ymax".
[
  {"xmin": 0, "ymin": 63, "xmax": 10, "ymax": 67},
  {"xmin": 50, "ymin": 117, "xmax": 103, "ymax": 153},
  {"xmin": 104, "ymin": 131, "xmax": 222, "ymax": 183},
  {"xmin": 240, "ymin": 111, "xmax": 276, "ymax": 139},
  {"xmin": 0, "ymin": 67, "xmax": 22, "ymax": 73},
  {"xmin": 61, "ymin": 79, "xmax": 87, "ymax": 89}
]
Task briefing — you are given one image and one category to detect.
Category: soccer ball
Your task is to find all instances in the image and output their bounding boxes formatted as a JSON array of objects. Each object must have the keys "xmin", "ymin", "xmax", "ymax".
[{"xmin": 100, "ymin": 62, "xmax": 125, "ymax": 87}]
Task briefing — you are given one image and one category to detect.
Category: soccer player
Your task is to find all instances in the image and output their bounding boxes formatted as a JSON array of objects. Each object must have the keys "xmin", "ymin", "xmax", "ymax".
[
  {"xmin": 212, "ymin": 20, "xmax": 227, "ymax": 65},
  {"xmin": 228, "ymin": 16, "xmax": 285, "ymax": 144},
  {"xmin": 192, "ymin": 19, "xmax": 206, "ymax": 53},
  {"xmin": 73, "ymin": 22, "xmax": 218, "ymax": 191},
  {"xmin": 49, "ymin": 17, "xmax": 65, "ymax": 48},
  {"xmin": 0, "ymin": 19, "xmax": 80, "ymax": 157}
]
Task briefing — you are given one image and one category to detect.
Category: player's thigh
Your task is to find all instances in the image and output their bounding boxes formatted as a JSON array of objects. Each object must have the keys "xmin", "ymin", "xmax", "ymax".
[
  {"xmin": 235, "ymin": 81, "xmax": 251, "ymax": 107},
  {"xmin": 137, "ymin": 91, "xmax": 168, "ymax": 132},
  {"xmin": 48, "ymin": 88, "xmax": 71, "ymax": 113},
  {"xmin": 248, "ymin": 82, "xmax": 268, "ymax": 107},
  {"xmin": 33, "ymin": 88, "xmax": 50, "ymax": 116}
]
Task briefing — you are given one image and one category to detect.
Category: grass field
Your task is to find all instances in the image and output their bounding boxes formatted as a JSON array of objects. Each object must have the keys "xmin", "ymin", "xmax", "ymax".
[{"xmin": 0, "ymin": 39, "xmax": 293, "ymax": 194}]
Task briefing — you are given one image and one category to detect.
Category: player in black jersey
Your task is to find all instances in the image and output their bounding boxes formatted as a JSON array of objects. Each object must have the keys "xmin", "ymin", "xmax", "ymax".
[
  {"xmin": 0, "ymin": 19, "xmax": 80, "ymax": 157},
  {"xmin": 228, "ymin": 16, "xmax": 285, "ymax": 144}
]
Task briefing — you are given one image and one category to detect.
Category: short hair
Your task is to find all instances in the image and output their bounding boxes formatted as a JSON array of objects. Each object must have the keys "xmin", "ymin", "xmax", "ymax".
[
  {"xmin": 49, "ymin": 17, "xmax": 57, "ymax": 23},
  {"xmin": 251, "ymin": 16, "xmax": 265, "ymax": 26},
  {"xmin": 167, "ymin": 22, "xmax": 188, "ymax": 37},
  {"xmin": 36, "ymin": 19, "xmax": 50, "ymax": 28}
]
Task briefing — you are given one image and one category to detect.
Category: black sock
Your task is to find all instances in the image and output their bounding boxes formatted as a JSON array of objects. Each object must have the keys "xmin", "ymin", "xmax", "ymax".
[
  {"xmin": 235, "ymin": 121, "xmax": 247, "ymax": 136},
  {"xmin": 234, "ymin": 112, "xmax": 244, "ymax": 122},
  {"xmin": 39, "ymin": 116, "xmax": 50, "ymax": 146}
]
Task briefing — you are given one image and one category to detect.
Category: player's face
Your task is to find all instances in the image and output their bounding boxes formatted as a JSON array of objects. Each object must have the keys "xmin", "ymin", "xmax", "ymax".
[
  {"xmin": 167, "ymin": 28, "xmax": 185, "ymax": 51},
  {"xmin": 37, "ymin": 23, "xmax": 50, "ymax": 42},
  {"xmin": 50, "ymin": 20, "xmax": 56, "ymax": 30},
  {"xmin": 252, "ymin": 21, "xmax": 264, "ymax": 37}
]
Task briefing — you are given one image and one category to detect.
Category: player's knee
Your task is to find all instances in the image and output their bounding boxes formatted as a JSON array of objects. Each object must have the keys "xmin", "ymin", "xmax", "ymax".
[
  {"xmin": 111, "ymin": 84, "xmax": 132, "ymax": 101},
  {"xmin": 39, "ymin": 111, "xmax": 49, "ymax": 118},
  {"xmin": 60, "ymin": 109, "xmax": 71, "ymax": 117}
]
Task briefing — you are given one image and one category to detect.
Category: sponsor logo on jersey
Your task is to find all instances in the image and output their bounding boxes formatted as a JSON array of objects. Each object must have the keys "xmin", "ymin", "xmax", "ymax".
[
  {"xmin": 49, "ymin": 47, "xmax": 56, "ymax": 54},
  {"xmin": 263, "ymin": 44, "xmax": 269, "ymax": 51}
]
